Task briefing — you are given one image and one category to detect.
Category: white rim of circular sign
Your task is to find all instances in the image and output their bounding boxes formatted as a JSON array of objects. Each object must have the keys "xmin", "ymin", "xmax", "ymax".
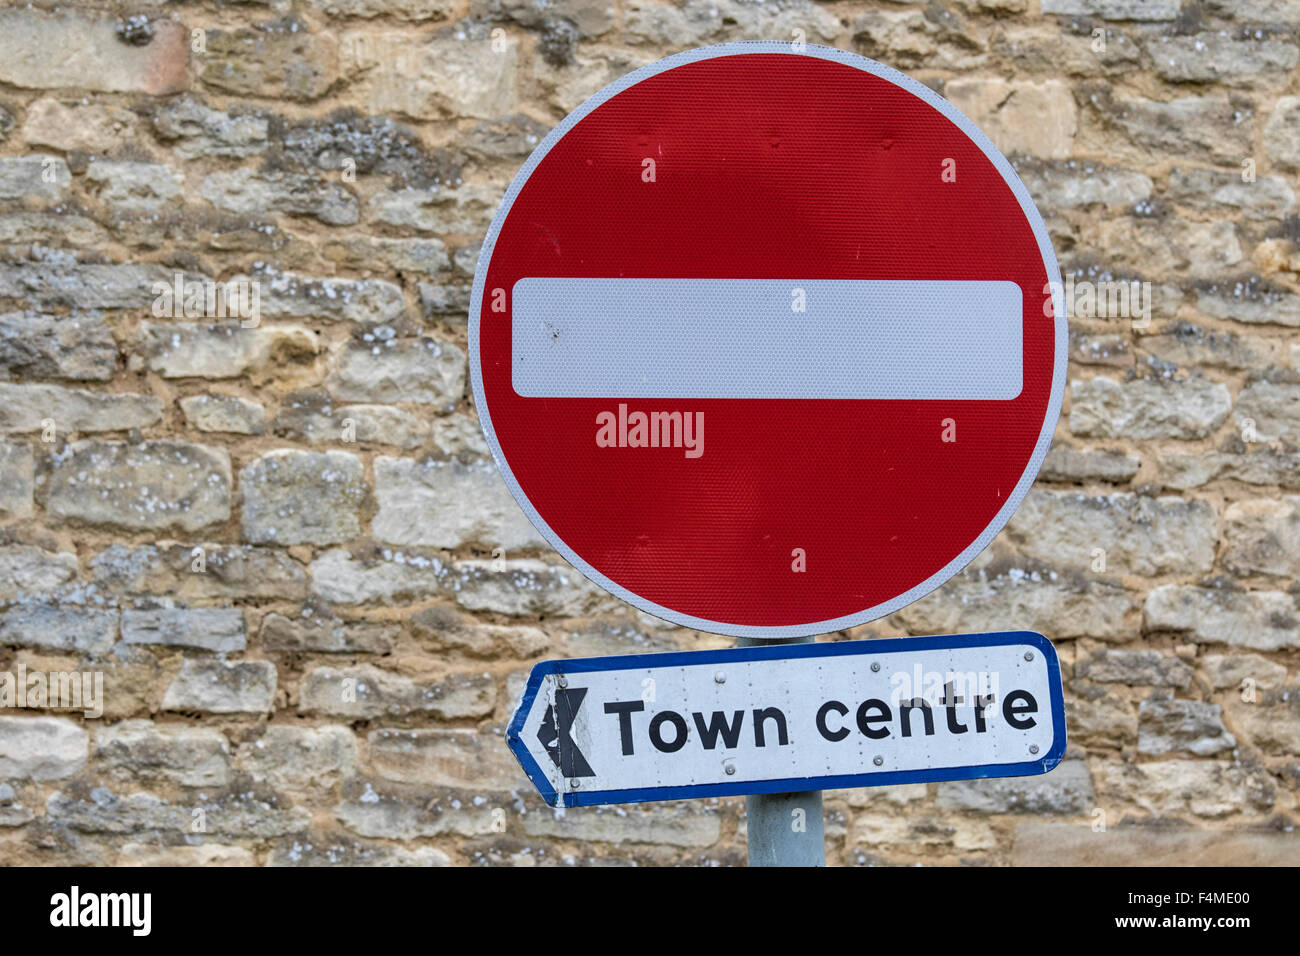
[{"xmin": 469, "ymin": 41, "xmax": 1069, "ymax": 639}]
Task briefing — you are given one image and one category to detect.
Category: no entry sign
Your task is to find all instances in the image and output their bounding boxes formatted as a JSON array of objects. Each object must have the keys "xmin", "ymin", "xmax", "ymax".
[
  {"xmin": 471, "ymin": 43, "xmax": 1067, "ymax": 638},
  {"xmin": 508, "ymin": 632, "xmax": 1066, "ymax": 807}
]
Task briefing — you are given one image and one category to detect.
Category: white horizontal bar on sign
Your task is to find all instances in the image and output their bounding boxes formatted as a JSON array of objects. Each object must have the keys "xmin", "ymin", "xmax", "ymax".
[{"xmin": 510, "ymin": 278, "xmax": 1023, "ymax": 400}]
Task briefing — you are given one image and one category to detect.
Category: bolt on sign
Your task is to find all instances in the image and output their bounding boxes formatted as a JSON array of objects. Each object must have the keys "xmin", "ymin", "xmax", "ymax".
[
  {"xmin": 472, "ymin": 43, "xmax": 1069, "ymax": 806},
  {"xmin": 471, "ymin": 43, "xmax": 1066, "ymax": 639}
]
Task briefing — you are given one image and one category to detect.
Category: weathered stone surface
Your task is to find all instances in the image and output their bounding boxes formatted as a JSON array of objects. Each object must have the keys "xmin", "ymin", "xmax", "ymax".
[
  {"xmin": 410, "ymin": 606, "xmax": 549, "ymax": 658},
  {"xmin": 240, "ymin": 449, "xmax": 366, "ymax": 545},
  {"xmin": 0, "ymin": 156, "xmax": 68, "ymax": 200},
  {"xmin": 258, "ymin": 271, "xmax": 404, "ymax": 324},
  {"xmin": 369, "ymin": 728, "xmax": 523, "ymax": 789},
  {"xmin": 334, "ymin": 777, "xmax": 502, "ymax": 839},
  {"xmin": 624, "ymin": 0, "xmax": 841, "ymax": 48},
  {"xmin": 122, "ymin": 608, "xmax": 246, "ymax": 653},
  {"xmin": 179, "ymin": 394, "xmax": 266, "ymax": 435},
  {"xmin": 1065, "ymin": 694, "xmax": 1138, "ymax": 748},
  {"xmin": 0, "ymin": 213, "xmax": 107, "ymax": 247},
  {"xmin": 0, "ymin": 717, "xmax": 87, "ymax": 780},
  {"xmin": 1040, "ymin": 444, "xmax": 1140, "ymax": 483},
  {"xmin": 0, "ymin": 13, "xmax": 187, "ymax": 94},
  {"xmin": 267, "ymin": 833, "xmax": 450, "ymax": 866},
  {"xmin": 1236, "ymin": 375, "xmax": 1300, "ymax": 442},
  {"xmin": 1264, "ymin": 96, "xmax": 1300, "ymax": 172},
  {"xmin": 850, "ymin": 8, "xmax": 986, "ymax": 72},
  {"xmin": 1006, "ymin": 491, "xmax": 1217, "ymax": 575},
  {"xmin": 1076, "ymin": 649, "xmax": 1194, "ymax": 688},
  {"xmin": 0, "ymin": 312, "xmax": 117, "ymax": 382},
  {"xmin": 936, "ymin": 760, "xmax": 1094, "ymax": 813},
  {"xmin": 1094, "ymin": 218, "xmax": 1244, "ymax": 277},
  {"xmin": 1098, "ymin": 759, "xmax": 1274, "ymax": 817},
  {"xmin": 461, "ymin": 115, "xmax": 545, "ymax": 160},
  {"xmin": 945, "ymin": 78, "xmax": 1076, "ymax": 158},
  {"xmin": 1224, "ymin": 690, "xmax": 1300, "ymax": 756},
  {"xmin": 0, "ymin": 260, "xmax": 170, "ymax": 311},
  {"xmin": 0, "ymin": 442, "xmax": 34, "ymax": 518},
  {"xmin": 521, "ymin": 802, "xmax": 721, "ymax": 847},
  {"xmin": 366, "ymin": 183, "xmax": 504, "ymax": 234},
  {"xmin": 372, "ymin": 456, "xmax": 544, "ymax": 549},
  {"xmin": 47, "ymin": 440, "xmax": 232, "ymax": 532},
  {"xmin": 1017, "ymin": 159, "xmax": 1151, "ymax": 208},
  {"xmin": 0, "ymin": 606, "xmax": 117, "ymax": 655},
  {"xmin": 85, "ymin": 161, "xmax": 183, "ymax": 214},
  {"xmin": 1092, "ymin": 91, "xmax": 1252, "ymax": 164},
  {"xmin": 91, "ymin": 543, "xmax": 306, "ymax": 601},
  {"xmin": 1138, "ymin": 699, "xmax": 1235, "ymax": 756},
  {"xmin": 1166, "ymin": 166, "xmax": 1296, "ymax": 221},
  {"xmin": 137, "ymin": 322, "xmax": 319, "ymax": 380},
  {"xmin": 319, "ymin": 236, "xmax": 449, "ymax": 274},
  {"xmin": 1158, "ymin": 445, "xmax": 1300, "ymax": 490},
  {"xmin": 1140, "ymin": 322, "xmax": 1281, "ymax": 370},
  {"xmin": 94, "ymin": 720, "xmax": 231, "ymax": 787},
  {"xmin": 309, "ymin": 549, "xmax": 445, "ymax": 604},
  {"xmin": 260, "ymin": 613, "xmax": 397, "ymax": 654},
  {"xmin": 0, "ymin": 545, "xmax": 78, "ymax": 602},
  {"xmin": 201, "ymin": 21, "xmax": 337, "ymax": 101},
  {"xmin": 0, "ymin": 383, "xmax": 162, "ymax": 434},
  {"xmin": 1223, "ymin": 497, "xmax": 1300, "ymax": 578},
  {"xmin": 151, "ymin": 97, "xmax": 268, "ymax": 159},
  {"xmin": 1041, "ymin": 0, "xmax": 1179, "ymax": 17},
  {"xmin": 1144, "ymin": 585, "xmax": 1300, "ymax": 650},
  {"xmin": 273, "ymin": 393, "xmax": 427, "ymax": 448},
  {"xmin": 450, "ymin": 559, "xmax": 620, "ymax": 616},
  {"xmin": 1200, "ymin": 653, "xmax": 1288, "ymax": 691},
  {"xmin": 308, "ymin": 0, "xmax": 457, "ymax": 20},
  {"xmin": 327, "ymin": 339, "xmax": 465, "ymax": 408},
  {"xmin": 47, "ymin": 786, "xmax": 309, "ymax": 837},
  {"xmin": 1069, "ymin": 376, "xmax": 1232, "ymax": 439},
  {"xmin": 23, "ymin": 99, "xmax": 140, "ymax": 152},
  {"xmin": 162, "ymin": 659, "xmax": 277, "ymax": 714},
  {"xmin": 1152, "ymin": 35, "xmax": 1298, "ymax": 85},
  {"xmin": 340, "ymin": 31, "xmax": 517, "ymax": 119},
  {"xmin": 1013, "ymin": 823, "xmax": 1300, "ymax": 866},
  {"xmin": 237, "ymin": 726, "xmax": 357, "ymax": 789},
  {"xmin": 431, "ymin": 415, "xmax": 490, "ymax": 460},
  {"xmin": 298, "ymin": 665, "xmax": 495, "ymax": 719},
  {"xmin": 202, "ymin": 169, "xmax": 357, "ymax": 225},
  {"xmin": 1197, "ymin": 278, "xmax": 1300, "ymax": 327},
  {"xmin": 851, "ymin": 813, "xmax": 998, "ymax": 851},
  {"xmin": 117, "ymin": 844, "xmax": 255, "ymax": 866},
  {"xmin": 894, "ymin": 562, "xmax": 1137, "ymax": 640}
]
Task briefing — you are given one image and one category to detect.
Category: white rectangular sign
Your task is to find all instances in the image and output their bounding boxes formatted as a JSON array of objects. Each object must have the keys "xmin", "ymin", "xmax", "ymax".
[
  {"xmin": 510, "ymin": 277, "xmax": 1023, "ymax": 400},
  {"xmin": 507, "ymin": 632, "xmax": 1066, "ymax": 807}
]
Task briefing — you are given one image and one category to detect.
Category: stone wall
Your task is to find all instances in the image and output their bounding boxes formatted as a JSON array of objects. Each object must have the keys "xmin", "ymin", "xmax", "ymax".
[{"xmin": 0, "ymin": 0, "xmax": 1297, "ymax": 867}]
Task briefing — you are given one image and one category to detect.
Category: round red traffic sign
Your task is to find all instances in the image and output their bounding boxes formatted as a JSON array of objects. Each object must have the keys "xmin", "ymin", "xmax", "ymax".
[{"xmin": 471, "ymin": 43, "xmax": 1066, "ymax": 639}]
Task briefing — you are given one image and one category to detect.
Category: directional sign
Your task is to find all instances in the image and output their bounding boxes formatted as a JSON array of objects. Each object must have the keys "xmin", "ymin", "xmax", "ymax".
[
  {"xmin": 471, "ymin": 43, "xmax": 1067, "ymax": 638},
  {"xmin": 507, "ymin": 632, "xmax": 1066, "ymax": 807}
]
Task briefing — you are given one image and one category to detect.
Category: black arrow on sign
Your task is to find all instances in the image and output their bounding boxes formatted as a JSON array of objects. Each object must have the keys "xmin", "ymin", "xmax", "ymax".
[{"xmin": 537, "ymin": 686, "xmax": 595, "ymax": 778}]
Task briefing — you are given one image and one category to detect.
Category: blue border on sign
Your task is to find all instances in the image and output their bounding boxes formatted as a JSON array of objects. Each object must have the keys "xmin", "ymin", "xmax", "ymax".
[{"xmin": 506, "ymin": 631, "xmax": 1068, "ymax": 807}]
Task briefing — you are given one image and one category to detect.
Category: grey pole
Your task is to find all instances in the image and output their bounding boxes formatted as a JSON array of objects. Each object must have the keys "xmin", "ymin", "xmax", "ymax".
[{"xmin": 738, "ymin": 635, "xmax": 827, "ymax": 867}]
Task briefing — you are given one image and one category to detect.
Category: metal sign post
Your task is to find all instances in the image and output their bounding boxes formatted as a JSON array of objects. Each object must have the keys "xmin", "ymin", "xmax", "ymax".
[{"xmin": 738, "ymin": 634, "xmax": 825, "ymax": 867}]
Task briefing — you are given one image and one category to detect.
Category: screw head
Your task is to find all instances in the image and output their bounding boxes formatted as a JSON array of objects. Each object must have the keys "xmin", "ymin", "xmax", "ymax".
[
  {"xmin": 724, "ymin": 762, "xmax": 736, "ymax": 776},
  {"xmin": 714, "ymin": 671, "xmax": 726, "ymax": 684},
  {"xmin": 1029, "ymin": 744, "xmax": 1040, "ymax": 755},
  {"xmin": 569, "ymin": 778, "xmax": 581, "ymax": 789},
  {"xmin": 873, "ymin": 755, "xmax": 884, "ymax": 766},
  {"xmin": 557, "ymin": 674, "xmax": 568, "ymax": 688},
  {"xmin": 871, "ymin": 662, "xmax": 881, "ymax": 672},
  {"xmin": 1024, "ymin": 651, "xmax": 1034, "ymax": 661}
]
